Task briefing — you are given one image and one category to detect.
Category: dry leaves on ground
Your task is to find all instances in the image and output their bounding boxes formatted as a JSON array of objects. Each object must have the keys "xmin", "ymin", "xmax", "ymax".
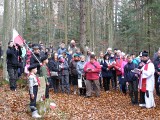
[{"xmin": 0, "ymin": 84, "xmax": 160, "ymax": 120}]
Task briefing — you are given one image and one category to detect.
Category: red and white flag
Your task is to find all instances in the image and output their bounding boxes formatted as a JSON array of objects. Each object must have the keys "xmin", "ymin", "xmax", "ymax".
[
  {"xmin": 12, "ymin": 29, "xmax": 24, "ymax": 46},
  {"xmin": 50, "ymin": 102, "xmax": 56, "ymax": 109}
]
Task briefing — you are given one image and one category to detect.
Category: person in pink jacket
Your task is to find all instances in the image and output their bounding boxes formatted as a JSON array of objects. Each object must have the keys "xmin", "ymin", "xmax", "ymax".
[
  {"xmin": 84, "ymin": 54, "xmax": 101, "ymax": 98},
  {"xmin": 121, "ymin": 54, "xmax": 128, "ymax": 94}
]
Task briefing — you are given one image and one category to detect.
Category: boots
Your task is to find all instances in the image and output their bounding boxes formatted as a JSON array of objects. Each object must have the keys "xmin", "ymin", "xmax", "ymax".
[{"xmin": 32, "ymin": 110, "xmax": 42, "ymax": 118}]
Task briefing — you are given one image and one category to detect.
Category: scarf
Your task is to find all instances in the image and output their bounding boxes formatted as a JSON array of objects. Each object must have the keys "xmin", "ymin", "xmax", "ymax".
[{"xmin": 141, "ymin": 61, "xmax": 150, "ymax": 92}]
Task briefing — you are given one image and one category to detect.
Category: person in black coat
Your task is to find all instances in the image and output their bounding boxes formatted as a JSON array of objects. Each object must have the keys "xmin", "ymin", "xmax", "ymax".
[
  {"xmin": 124, "ymin": 55, "xmax": 138, "ymax": 104},
  {"xmin": 30, "ymin": 45, "xmax": 41, "ymax": 75},
  {"xmin": 7, "ymin": 41, "xmax": 22, "ymax": 91},
  {"xmin": 48, "ymin": 52, "xmax": 60, "ymax": 93},
  {"xmin": 69, "ymin": 54, "xmax": 79, "ymax": 94},
  {"xmin": 154, "ymin": 50, "xmax": 160, "ymax": 96},
  {"xmin": 101, "ymin": 54, "xmax": 113, "ymax": 92}
]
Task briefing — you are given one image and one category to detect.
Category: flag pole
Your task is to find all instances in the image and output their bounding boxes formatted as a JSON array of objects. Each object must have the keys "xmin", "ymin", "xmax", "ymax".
[{"xmin": 24, "ymin": 42, "xmax": 41, "ymax": 64}]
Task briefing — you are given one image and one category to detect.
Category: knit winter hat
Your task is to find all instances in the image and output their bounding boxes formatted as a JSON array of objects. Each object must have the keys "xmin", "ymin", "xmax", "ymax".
[{"xmin": 142, "ymin": 51, "xmax": 148, "ymax": 57}]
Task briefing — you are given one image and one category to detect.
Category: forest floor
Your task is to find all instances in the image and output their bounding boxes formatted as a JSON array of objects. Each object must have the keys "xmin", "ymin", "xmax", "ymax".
[{"xmin": 0, "ymin": 72, "xmax": 160, "ymax": 119}]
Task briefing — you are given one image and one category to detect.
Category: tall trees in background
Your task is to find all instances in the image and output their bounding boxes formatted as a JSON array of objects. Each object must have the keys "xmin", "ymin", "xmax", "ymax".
[
  {"xmin": 1, "ymin": 0, "xmax": 160, "ymax": 79},
  {"xmin": 118, "ymin": 0, "xmax": 160, "ymax": 55},
  {"xmin": 2, "ymin": 0, "xmax": 116, "ymax": 55}
]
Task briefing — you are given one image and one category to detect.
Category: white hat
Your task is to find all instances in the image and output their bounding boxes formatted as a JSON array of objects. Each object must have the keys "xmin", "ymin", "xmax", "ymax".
[
  {"xmin": 117, "ymin": 50, "xmax": 121, "ymax": 53},
  {"xmin": 58, "ymin": 55, "xmax": 63, "ymax": 59},
  {"xmin": 121, "ymin": 52, "xmax": 125, "ymax": 56},
  {"xmin": 139, "ymin": 52, "xmax": 142, "ymax": 57},
  {"xmin": 91, "ymin": 52, "xmax": 95, "ymax": 55},
  {"xmin": 107, "ymin": 48, "xmax": 112, "ymax": 51}
]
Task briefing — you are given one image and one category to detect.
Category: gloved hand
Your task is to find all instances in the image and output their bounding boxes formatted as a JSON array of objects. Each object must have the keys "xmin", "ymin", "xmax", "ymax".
[{"xmin": 146, "ymin": 90, "xmax": 149, "ymax": 98}]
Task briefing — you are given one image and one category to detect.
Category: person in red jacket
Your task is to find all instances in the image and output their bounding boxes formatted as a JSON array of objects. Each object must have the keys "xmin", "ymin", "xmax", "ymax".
[
  {"xmin": 84, "ymin": 54, "xmax": 101, "ymax": 98},
  {"xmin": 113, "ymin": 50, "xmax": 123, "ymax": 91}
]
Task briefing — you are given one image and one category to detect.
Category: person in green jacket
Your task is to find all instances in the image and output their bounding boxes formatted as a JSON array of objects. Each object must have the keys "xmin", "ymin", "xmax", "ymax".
[{"xmin": 40, "ymin": 56, "xmax": 51, "ymax": 99}]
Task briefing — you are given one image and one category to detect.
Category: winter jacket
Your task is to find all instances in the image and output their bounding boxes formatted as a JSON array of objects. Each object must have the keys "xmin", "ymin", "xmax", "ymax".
[
  {"xmin": 133, "ymin": 58, "xmax": 139, "ymax": 66},
  {"xmin": 48, "ymin": 59, "xmax": 60, "ymax": 79},
  {"xmin": 68, "ymin": 45, "xmax": 77, "ymax": 55},
  {"xmin": 77, "ymin": 61, "xmax": 86, "ymax": 79},
  {"xmin": 101, "ymin": 60, "xmax": 113, "ymax": 78},
  {"xmin": 121, "ymin": 60, "xmax": 127, "ymax": 76},
  {"xmin": 154, "ymin": 57, "xmax": 160, "ymax": 74},
  {"xmin": 28, "ymin": 73, "xmax": 39, "ymax": 95},
  {"xmin": 48, "ymin": 59, "xmax": 59, "ymax": 72},
  {"xmin": 114, "ymin": 57, "xmax": 123, "ymax": 76},
  {"xmin": 97, "ymin": 58, "xmax": 104, "ymax": 64},
  {"xmin": 30, "ymin": 53, "xmax": 41, "ymax": 75},
  {"xmin": 59, "ymin": 60, "xmax": 69, "ymax": 76},
  {"xmin": 84, "ymin": 61, "xmax": 101, "ymax": 80},
  {"xmin": 21, "ymin": 46, "xmax": 26, "ymax": 58},
  {"xmin": 40, "ymin": 64, "xmax": 50, "ymax": 83},
  {"xmin": 69, "ymin": 60, "xmax": 79, "ymax": 76},
  {"xmin": 7, "ymin": 46, "xmax": 22, "ymax": 69},
  {"xmin": 124, "ymin": 62, "xmax": 137, "ymax": 82},
  {"xmin": 57, "ymin": 48, "xmax": 67, "ymax": 55}
]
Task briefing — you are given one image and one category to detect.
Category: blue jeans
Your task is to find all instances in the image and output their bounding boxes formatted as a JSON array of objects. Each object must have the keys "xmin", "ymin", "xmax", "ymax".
[
  {"xmin": 30, "ymin": 86, "xmax": 38, "ymax": 112},
  {"xmin": 61, "ymin": 75, "xmax": 70, "ymax": 94}
]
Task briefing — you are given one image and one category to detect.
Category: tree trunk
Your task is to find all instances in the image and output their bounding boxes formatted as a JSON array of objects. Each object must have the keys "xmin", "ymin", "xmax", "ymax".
[
  {"xmin": 64, "ymin": 0, "xmax": 68, "ymax": 45},
  {"xmin": 79, "ymin": 0, "xmax": 86, "ymax": 54},
  {"xmin": 2, "ymin": 0, "xmax": 9, "ymax": 80},
  {"xmin": 107, "ymin": 0, "xmax": 114, "ymax": 48}
]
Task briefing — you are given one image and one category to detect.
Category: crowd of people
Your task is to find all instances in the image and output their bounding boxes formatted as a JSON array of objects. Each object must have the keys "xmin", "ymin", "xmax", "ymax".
[{"xmin": 6, "ymin": 39, "xmax": 160, "ymax": 118}]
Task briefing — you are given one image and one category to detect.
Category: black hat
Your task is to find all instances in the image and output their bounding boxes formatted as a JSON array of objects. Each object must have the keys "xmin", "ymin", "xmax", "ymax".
[
  {"xmin": 41, "ymin": 55, "xmax": 48, "ymax": 62},
  {"xmin": 142, "ymin": 51, "xmax": 148, "ymax": 57},
  {"xmin": 28, "ymin": 64, "xmax": 37, "ymax": 71}
]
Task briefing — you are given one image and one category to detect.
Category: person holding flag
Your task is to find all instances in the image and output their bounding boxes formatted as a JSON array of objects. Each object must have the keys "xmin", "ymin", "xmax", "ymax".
[
  {"xmin": 30, "ymin": 45, "xmax": 42, "ymax": 76},
  {"xmin": 7, "ymin": 29, "xmax": 25, "ymax": 91},
  {"xmin": 7, "ymin": 40, "xmax": 22, "ymax": 91}
]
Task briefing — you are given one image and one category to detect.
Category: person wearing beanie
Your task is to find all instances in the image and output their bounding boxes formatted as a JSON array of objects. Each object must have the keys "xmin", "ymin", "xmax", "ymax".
[
  {"xmin": 84, "ymin": 54, "xmax": 102, "ymax": 97},
  {"xmin": 40, "ymin": 56, "xmax": 51, "ymax": 99},
  {"xmin": 139, "ymin": 51, "xmax": 156, "ymax": 108},
  {"xmin": 28, "ymin": 64, "xmax": 41, "ymax": 118}
]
